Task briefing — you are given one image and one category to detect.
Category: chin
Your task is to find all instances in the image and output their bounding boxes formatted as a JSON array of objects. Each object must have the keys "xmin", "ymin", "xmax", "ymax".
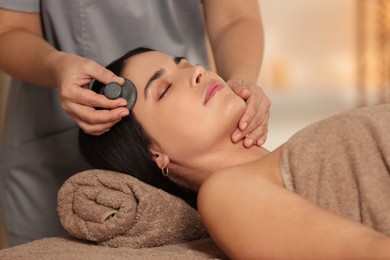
[
  {"xmin": 228, "ymin": 94, "xmax": 246, "ymax": 119},
  {"xmin": 218, "ymin": 93, "xmax": 246, "ymax": 132}
]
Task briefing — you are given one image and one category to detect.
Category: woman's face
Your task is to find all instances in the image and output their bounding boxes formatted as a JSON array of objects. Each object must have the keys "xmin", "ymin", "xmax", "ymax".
[{"xmin": 122, "ymin": 51, "xmax": 246, "ymax": 167}]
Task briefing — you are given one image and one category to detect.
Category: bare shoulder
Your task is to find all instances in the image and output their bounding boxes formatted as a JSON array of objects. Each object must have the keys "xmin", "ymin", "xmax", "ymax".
[
  {"xmin": 197, "ymin": 167, "xmax": 281, "ymax": 258},
  {"xmin": 198, "ymin": 165, "xmax": 274, "ymax": 205},
  {"xmin": 198, "ymin": 145, "xmax": 285, "ymax": 216}
]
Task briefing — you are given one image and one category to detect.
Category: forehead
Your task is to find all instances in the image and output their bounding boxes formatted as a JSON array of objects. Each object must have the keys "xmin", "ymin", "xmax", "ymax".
[
  {"xmin": 124, "ymin": 51, "xmax": 172, "ymax": 76},
  {"xmin": 122, "ymin": 51, "xmax": 170, "ymax": 89}
]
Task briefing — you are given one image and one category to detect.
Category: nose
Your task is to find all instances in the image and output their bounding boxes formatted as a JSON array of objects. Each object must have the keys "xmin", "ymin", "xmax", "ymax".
[{"xmin": 191, "ymin": 65, "xmax": 206, "ymax": 87}]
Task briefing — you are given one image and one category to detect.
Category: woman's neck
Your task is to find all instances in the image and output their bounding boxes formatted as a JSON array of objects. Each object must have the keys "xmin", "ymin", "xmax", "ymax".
[
  {"xmin": 173, "ymin": 138, "xmax": 271, "ymax": 190},
  {"xmin": 207, "ymin": 142, "xmax": 270, "ymax": 172}
]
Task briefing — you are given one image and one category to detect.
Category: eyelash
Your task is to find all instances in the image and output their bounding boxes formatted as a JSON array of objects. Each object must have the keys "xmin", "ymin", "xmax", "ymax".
[{"xmin": 159, "ymin": 83, "xmax": 172, "ymax": 100}]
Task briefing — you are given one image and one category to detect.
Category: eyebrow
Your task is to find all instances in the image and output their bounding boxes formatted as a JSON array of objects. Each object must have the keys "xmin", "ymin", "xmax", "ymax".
[
  {"xmin": 174, "ymin": 56, "xmax": 185, "ymax": 64},
  {"xmin": 144, "ymin": 56, "xmax": 187, "ymax": 100}
]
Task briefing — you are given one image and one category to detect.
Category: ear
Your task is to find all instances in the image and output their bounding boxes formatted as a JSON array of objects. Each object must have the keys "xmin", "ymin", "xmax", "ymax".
[{"xmin": 149, "ymin": 143, "xmax": 170, "ymax": 169}]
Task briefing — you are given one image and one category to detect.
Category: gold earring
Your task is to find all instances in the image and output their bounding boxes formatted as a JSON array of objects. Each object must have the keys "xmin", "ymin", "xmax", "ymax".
[{"xmin": 161, "ymin": 167, "xmax": 169, "ymax": 177}]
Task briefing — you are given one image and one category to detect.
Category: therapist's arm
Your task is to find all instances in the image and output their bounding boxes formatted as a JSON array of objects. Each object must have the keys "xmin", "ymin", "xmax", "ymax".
[
  {"xmin": 202, "ymin": 0, "xmax": 270, "ymax": 147},
  {"xmin": 0, "ymin": 9, "xmax": 128, "ymax": 135}
]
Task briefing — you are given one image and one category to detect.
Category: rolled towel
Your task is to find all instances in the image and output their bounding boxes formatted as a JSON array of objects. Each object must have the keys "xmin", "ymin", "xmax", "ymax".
[{"xmin": 57, "ymin": 169, "xmax": 208, "ymax": 248}]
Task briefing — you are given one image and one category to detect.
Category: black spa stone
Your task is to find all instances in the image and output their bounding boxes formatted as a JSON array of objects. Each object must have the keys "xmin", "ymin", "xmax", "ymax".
[{"xmin": 103, "ymin": 79, "xmax": 137, "ymax": 110}]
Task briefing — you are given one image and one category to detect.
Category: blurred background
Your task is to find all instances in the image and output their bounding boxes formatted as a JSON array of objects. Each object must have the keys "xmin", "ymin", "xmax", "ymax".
[
  {"xmin": 0, "ymin": 0, "xmax": 390, "ymax": 248},
  {"xmin": 258, "ymin": 0, "xmax": 390, "ymax": 150}
]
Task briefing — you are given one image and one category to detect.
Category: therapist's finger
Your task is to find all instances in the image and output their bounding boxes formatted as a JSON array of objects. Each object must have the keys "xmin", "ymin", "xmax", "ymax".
[
  {"xmin": 72, "ymin": 106, "xmax": 125, "ymax": 136},
  {"xmin": 231, "ymin": 107, "xmax": 262, "ymax": 144},
  {"xmin": 243, "ymin": 111, "xmax": 270, "ymax": 147},
  {"xmin": 69, "ymin": 87, "xmax": 128, "ymax": 109},
  {"xmin": 256, "ymin": 132, "xmax": 268, "ymax": 147},
  {"xmin": 82, "ymin": 59, "xmax": 125, "ymax": 86},
  {"xmin": 228, "ymin": 79, "xmax": 269, "ymax": 132},
  {"xmin": 66, "ymin": 101, "xmax": 129, "ymax": 126},
  {"xmin": 228, "ymin": 80, "xmax": 251, "ymax": 100},
  {"xmin": 240, "ymin": 86, "xmax": 268, "ymax": 130},
  {"xmin": 225, "ymin": 79, "xmax": 272, "ymax": 147},
  {"xmin": 241, "ymin": 113, "xmax": 265, "ymax": 147},
  {"xmin": 77, "ymin": 118, "xmax": 122, "ymax": 136},
  {"xmin": 242, "ymin": 100, "xmax": 270, "ymax": 147}
]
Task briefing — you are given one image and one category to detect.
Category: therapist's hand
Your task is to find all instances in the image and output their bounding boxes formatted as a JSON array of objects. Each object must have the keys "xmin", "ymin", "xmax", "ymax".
[
  {"xmin": 228, "ymin": 79, "xmax": 271, "ymax": 148},
  {"xmin": 50, "ymin": 52, "xmax": 129, "ymax": 135}
]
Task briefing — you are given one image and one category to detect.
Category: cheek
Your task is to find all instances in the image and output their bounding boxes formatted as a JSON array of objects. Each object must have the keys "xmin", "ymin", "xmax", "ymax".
[
  {"xmin": 134, "ymin": 101, "xmax": 198, "ymax": 148},
  {"xmin": 158, "ymin": 93, "xmax": 246, "ymax": 155},
  {"xmin": 156, "ymin": 101, "xmax": 202, "ymax": 141},
  {"xmin": 134, "ymin": 91, "xmax": 245, "ymax": 161},
  {"xmin": 202, "ymin": 93, "xmax": 246, "ymax": 140}
]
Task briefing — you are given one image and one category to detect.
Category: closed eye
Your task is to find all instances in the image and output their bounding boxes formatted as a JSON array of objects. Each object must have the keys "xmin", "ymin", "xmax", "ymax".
[{"xmin": 159, "ymin": 83, "xmax": 172, "ymax": 100}]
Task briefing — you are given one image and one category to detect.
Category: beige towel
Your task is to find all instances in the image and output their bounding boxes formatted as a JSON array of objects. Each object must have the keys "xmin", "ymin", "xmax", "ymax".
[
  {"xmin": 281, "ymin": 104, "xmax": 390, "ymax": 235},
  {"xmin": 0, "ymin": 237, "xmax": 227, "ymax": 260},
  {"xmin": 57, "ymin": 169, "xmax": 208, "ymax": 248}
]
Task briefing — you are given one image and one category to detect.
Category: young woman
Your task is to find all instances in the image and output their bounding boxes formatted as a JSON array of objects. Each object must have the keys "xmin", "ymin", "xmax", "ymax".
[{"xmin": 79, "ymin": 47, "xmax": 390, "ymax": 259}]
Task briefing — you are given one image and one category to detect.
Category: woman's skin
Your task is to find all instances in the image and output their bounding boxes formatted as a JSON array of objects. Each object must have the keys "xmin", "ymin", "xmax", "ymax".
[{"xmin": 123, "ymin": 51, "xmax": 390, "ymax": 259}]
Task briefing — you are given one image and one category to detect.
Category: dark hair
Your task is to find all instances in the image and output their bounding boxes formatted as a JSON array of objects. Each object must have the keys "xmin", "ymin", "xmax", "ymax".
[{"xmin": 78, "ymin": 47, "xmax": 197, "ymax": 207}]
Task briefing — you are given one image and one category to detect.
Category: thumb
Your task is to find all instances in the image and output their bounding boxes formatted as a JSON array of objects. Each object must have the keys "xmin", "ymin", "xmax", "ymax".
[
  {"xmin": 228, "ymin": 80, "xmax": 251, "ymax": 99},
  {"xmin": 86, "ymin": 62, "xmax": 125, "ymax": 86}
]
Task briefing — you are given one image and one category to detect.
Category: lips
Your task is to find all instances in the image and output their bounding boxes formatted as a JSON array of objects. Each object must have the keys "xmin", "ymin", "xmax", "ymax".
[{"xmin": 204, "ymin": 81, "xmax": 224, "ymax": 104}]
